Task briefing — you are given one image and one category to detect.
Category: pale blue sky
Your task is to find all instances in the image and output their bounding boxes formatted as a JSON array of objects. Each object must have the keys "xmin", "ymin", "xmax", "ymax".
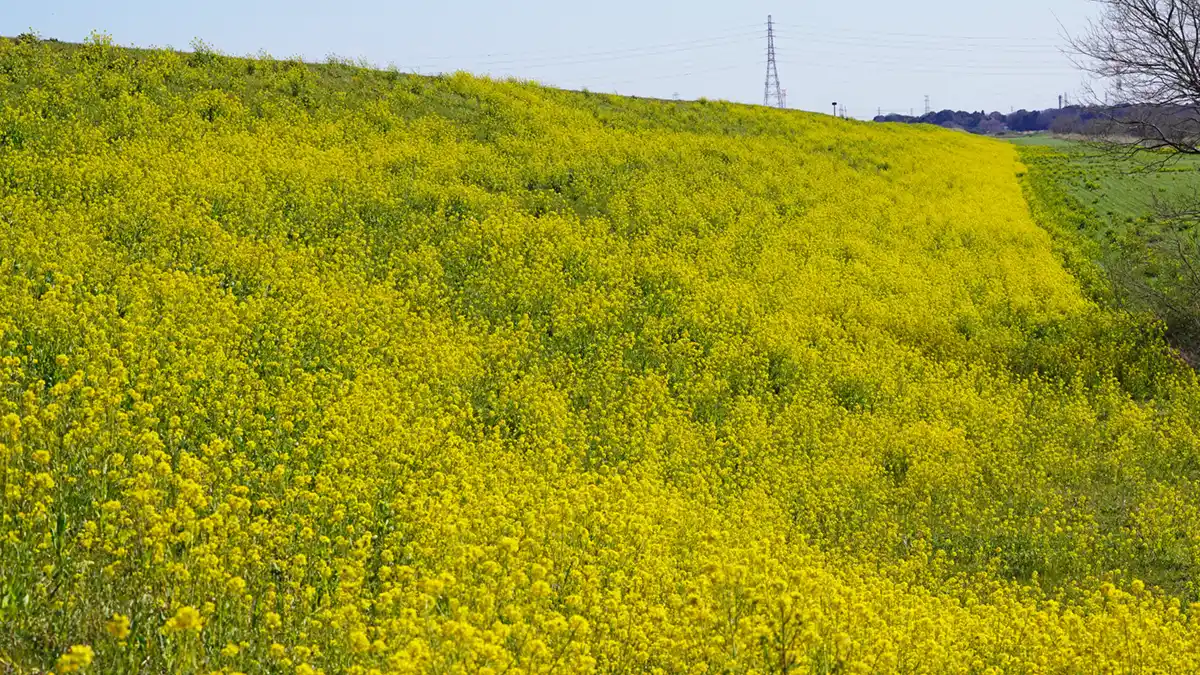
[{"xmin": 7, "ymin": 0, "xmax": 1098, "ymax": 118}]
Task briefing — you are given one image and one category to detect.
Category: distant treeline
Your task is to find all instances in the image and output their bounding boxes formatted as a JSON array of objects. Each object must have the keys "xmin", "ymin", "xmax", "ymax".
[{"xmin": 874, "ymin": 105, "xmax": 1158, "ymax": 135}]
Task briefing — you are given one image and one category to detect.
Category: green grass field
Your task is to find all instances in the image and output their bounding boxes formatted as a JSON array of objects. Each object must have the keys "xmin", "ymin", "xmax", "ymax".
[
  {"xmin": 1008, "ymin": 134, "xmax": 1200, "ymax": 240},
  {"xmin": 1005, "ymin": 134, "xmax": 1079, "ymax": 149}
]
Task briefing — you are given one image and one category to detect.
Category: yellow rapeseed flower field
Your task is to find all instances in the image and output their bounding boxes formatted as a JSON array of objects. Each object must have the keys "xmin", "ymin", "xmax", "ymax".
[{"xmin": 3, "ymin": 34, "xmax": 1200, "ymax": 673}]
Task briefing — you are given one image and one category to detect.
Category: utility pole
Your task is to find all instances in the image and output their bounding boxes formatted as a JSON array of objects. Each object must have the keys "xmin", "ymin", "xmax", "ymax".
[
  {"xmin": 781, "ymin": 88, "xmax": 787, "ymax": 108},
  {"xmin": 1058, "ymin": 94, "xmax": 1063, "ymax": 109},
  {"xmin": 764, "ymin": 15, "xmax": 784, "ymax": 107}
]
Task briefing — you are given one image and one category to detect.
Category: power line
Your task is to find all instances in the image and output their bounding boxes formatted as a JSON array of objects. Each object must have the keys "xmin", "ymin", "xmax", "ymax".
[
  {"xmin": 397, "ymin": 24, "xmax": 1072, "ymax": 92},
  {"xmin": 776, "ymin": 55, "xmax": 1076, "ymax": 75},
  {"xmin": 407, "ymin": 23, "xmax": 765, "ymax": 63},
  {"xmin": 398, "ymin": 22, "xmax": 1066, "ymax": 81},
  {"xmin": 772, "ymin": 23, "xmax": 1060, "ymax": 43},
  {"xmin": 476, "ymin": 33, "xmax": 762, "ymax": 69},
  {"xmin": 771, "ymin": 32, "xmax": 1062, "ymax": 54},
  {"xmin": 476, "ymin": 37, "xmax": 762, "ymax": 73},
  {"xmin": 794, "ymin": 64, "xmax": 1074, "ymax": 75},
  {"xmin": 378, "ymin": 20, "xmax": 1080, "ymax": 108},
  {"xmin": 764, "ymin": 15, "xmax": 784, "ymax": 107},
  {"xmin": 556, "ymin": 62, "xmax": 747, "ymax": 88},
  {"xmin": 408, "ymin": 29, "xmax": 764, "ymax": 72},
  {"xmin": 772, "ymin": 49, "xmax": 1073, "ymax": 70}
]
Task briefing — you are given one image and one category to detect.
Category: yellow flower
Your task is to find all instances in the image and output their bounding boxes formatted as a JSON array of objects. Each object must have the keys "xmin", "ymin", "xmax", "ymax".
[
  {"xmin": 162, "ymin": 606, "xmax": 204, "ymax": 634},
  {"xmin": 227, "ymin": 575, "xmax": 247, "ymax": 594},
  {"xmin": 55, "ymin": 645, "xmax": 94, "ymax": 673},
  {"xmin": 1, "ymin": 413, "xmax": 20, "ymax": 440},
  {"xmin": 106, "ymin": 613, "xmax": 131, "ymax": 640}
]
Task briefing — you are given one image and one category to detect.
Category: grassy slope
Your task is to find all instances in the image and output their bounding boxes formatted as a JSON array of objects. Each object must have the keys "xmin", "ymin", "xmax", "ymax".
[
  {"xmin": 1013, "ymin": 135, "xmax": 1200, "ymax": 361},
  {"xmin": 3, "ymin": 36, "xmax": 1200, "ymax": 672}
]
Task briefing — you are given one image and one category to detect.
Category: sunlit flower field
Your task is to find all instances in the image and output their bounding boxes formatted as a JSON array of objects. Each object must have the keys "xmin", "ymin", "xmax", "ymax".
[{"xmin": 3, "ymin": 34, "xmax": 1200, "ymax": 673}]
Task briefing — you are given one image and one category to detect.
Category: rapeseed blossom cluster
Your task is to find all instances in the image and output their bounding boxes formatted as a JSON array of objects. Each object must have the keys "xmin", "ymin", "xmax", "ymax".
[{"xmin": 2, "ymin": 35, "xmax": 1200, "ymax": 672}]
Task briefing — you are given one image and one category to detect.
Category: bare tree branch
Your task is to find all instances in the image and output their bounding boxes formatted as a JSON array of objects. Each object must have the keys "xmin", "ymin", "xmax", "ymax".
[{"xmin": 1069, "ymin": 0, "xmax": 1200, "ymax": 154}]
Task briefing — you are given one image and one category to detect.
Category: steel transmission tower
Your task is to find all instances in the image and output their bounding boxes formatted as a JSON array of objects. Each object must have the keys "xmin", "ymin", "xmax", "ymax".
[{"xmin": 764, "ymin": 15, "xmax": 784, "ymax": 107}]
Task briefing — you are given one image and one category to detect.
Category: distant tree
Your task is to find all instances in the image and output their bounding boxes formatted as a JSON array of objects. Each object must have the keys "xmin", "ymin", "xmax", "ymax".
[
  {"xmin": 1036, "ymin": 109, "xmax": 1060, "ymax": 131},
  {"xmin": 933, "ymin": 109, "xmax": 956, "ymax": 125},
  {"xmin": 978, "ymin": 117, "xmax": 1009, "ymax": 134},
  {"xmin": 1008, "ymin": 109, "xmax": 1035, "ymax": 132},
  {"xmin": 1050, "ymin": 111, "xmax": 1084, "ymax": 134}
]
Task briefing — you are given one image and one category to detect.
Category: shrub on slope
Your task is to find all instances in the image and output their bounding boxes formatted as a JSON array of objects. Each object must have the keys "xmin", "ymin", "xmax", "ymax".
[{"xmin": 2, "ymin": 36, "xmax": 1200, "ymax": 673}]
